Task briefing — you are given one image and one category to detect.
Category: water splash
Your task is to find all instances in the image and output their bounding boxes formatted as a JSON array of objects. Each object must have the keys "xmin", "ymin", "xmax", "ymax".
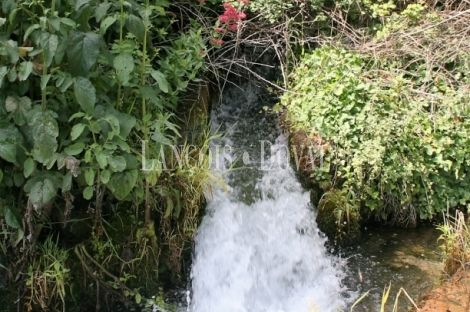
[{"xmin": 189, "ymin": 82, "xmax": 346, "ymax": 312}]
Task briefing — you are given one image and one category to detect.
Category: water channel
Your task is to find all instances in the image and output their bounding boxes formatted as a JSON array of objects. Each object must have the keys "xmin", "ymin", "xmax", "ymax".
[{"xmin": 179, "ymin": 79, "xmax": 443, "ymax": 312}]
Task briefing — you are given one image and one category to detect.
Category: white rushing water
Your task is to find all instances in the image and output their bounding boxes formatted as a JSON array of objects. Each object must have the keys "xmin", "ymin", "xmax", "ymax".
[{"xmin": 189, "ymin": 82, "xmax": 347, "ymax": 312}]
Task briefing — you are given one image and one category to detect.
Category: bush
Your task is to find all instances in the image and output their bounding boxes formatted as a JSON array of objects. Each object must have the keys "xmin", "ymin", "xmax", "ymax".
[
  {"xmin": 0, "ymin": 0, "xmax": 214, "ymax": 309},
  {"xmin": 281, "ymin": 44, "xmax": 470, "ymax": 229}
]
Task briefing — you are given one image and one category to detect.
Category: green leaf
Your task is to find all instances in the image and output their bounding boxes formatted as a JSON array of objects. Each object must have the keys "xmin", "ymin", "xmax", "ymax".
[
  {"xmin": 107, "ymin": 169, "xmax": 138, "ymax": 200},
  {"xmin": 62, "ymin": 171, "xmax": 73, "ymax": 192},
  {"xmin": 84, "ymin": 149, "xmax": 92, "ymax": 162},
  {"xmin": 135, "ymin": 293, "xmax": 141, "ymax": 304},
  {"xmin": 12, "ymin": 228, "xmax": 24, "ymax": 247},
  {"xmin": 24, "ymin": 170, "xmax": 62, "ymax": 193},
  {"xmin": 0, "ymin": 66, "xmax": 8, "ymax": 88},
  {"xmin": 70, "ymin": 123, "xmax": 86, "ymax": 140},
  {"xmin": 7, "ymin": 67, "xmax": 17, "ymax": 82},
  {"xmin": 164, "ymin": 197, "xmax": 173, "ymax": 218},
  {"xmin": 5, "ymin": 40, "xmax": 19, "ymax": 64},
  {"xmin": 126, "ymin": 14, "xmax": 145, "ymax": 42},
  {"xmin": 29, "ymin": 111, "xmax": 59, "ymax": 164},
  {"xmin": 74, "ymin": 77, "xmax": 96, "ymax": 114},
  {"xmin": 99, "ymin": 106, "xmax": 136, "ymax": 138},
  {"xmin": 68, "ymin": 112, "xmax": 86, "ymax": 122},
  {"xmin": 18, "ymin": 61, "xmax": 33, "ymax": 81},
  {"xmin": 60, "ymin": 18, "xmax": 76, "ymax": 27},
  {"xmin": 64, "ymin": 142, "xmax": 85, "ymax": 156},
  {"xmin": 0, "ymin": 120, "xmax": 24, "ymax": 166},
  {"xmin": 84, "ymin": 168, "xmax": 95, "ymax": 186},
  {"xmin": 23, "ymin": 24, "xmax": 40, "ymax": 41},
  {"xmin": 100, "ymin": 15, "xmax": 117, "ymax": 37},
  {"xmin": 40, "ymin": 32, "xmax": 59, "ymax": 67},
  {"xmin": 75, "ymin": 0, "xmax": 90, "ymax": 11},
  {"xmin": 2, "ymin": 0, "xmax": 16, "ymax": 14},
  {"xmin": 100, "ymin": 169, "xmax": 111, "ymax": 184},
  {"xmin": 59, "ymin": 75, "xmax": 73, "ymax": 92},
  {"xmin": 66, "ymin": 31, "xmax": 101, "ymax": 77},
  {"xmin": 29, "ymin": 179, "xmax": 57, "ymax": 210},
  {"xmin": 6, "ymin": 95, "xmax": 32, "ymax": 126},
  {"xmin": 95, "ymin": 3, "xmax": 111, "ymax": 23},
  {"xmin": 139, "ymin": 85, "xmax": 160, "ymax": 102},
  {"xmin": 150, "ymin": 70, "xmax": 169, "ymax": 93},
  {"xmin": 24, "ymin": 158, "xmax": 34, "ymax": 178},
  {"xmin": 0, "ymin": 168, "xmax": 3, "ymax": 183},
  {"xmin": 103, "ymin": 114, "xmax": 120, "ymax": 139},
  {"xmin": 5, "ymin": 208, "xmax": 21, "ymax": 229},
  {"xmin": 83, "ymin": 186, "xmax": 93, "ymax": 200},
  {"xmin": 0, "ymin": 18, "xmax": 5, "ymax": 27},
  {"xmin": 41, "ymin": 74, "xmax": 51, "ymax": 90},
  {"xmin": 55, "ymin": 40, "xmax": 68, "ymax": 64},
  {"xmin": 48, "ymin": 18, "xmax": 61, "ymax": 32},
  {"xmin": 95, "ymin": 151, "xmax": 108, "ymax": 169},
  {"xmin": 115, "ymin": 137, "xmax": 130, "ymax": 152},
  {"xmin": 113, "ymin": 53, "xmax": 134, "ymax": 86},
  {"xmin": 108, "ymin": 155, "xmax": 126, "ymax": 172}
]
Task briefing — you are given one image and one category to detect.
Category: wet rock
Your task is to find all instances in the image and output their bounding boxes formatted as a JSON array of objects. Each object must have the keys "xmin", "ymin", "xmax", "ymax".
[{"xmin": 391, "ymin": 251, "xmax": 442, "ymax": 277}]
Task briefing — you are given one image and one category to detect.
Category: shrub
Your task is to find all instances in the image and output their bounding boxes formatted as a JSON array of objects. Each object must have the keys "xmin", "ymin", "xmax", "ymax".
[{"xmin": 281, "ymin": 45, "xmax": 470, "ymax": 229}]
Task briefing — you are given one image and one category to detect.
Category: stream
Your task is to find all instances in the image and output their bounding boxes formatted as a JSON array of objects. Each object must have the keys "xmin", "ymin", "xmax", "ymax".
[{"xmin": 182, "ymin": 79, "xmax": 443, "ymax": 312}]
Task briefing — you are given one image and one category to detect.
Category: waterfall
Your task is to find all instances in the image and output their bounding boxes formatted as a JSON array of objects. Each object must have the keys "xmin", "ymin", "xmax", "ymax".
[{"xmin": 189, "ymin": 81, "xmax": 347, "ymax": 312}]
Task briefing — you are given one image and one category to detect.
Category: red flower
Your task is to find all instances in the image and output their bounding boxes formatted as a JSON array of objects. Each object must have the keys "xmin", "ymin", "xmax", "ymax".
[
  {"xmin": 228, "ymin": 23, "xmax": 238, "ymax": 31},
  {"xmin": 199, "ymin": 50, "xmax": 206, "ymax": 55},
  {"xmin": 211, "ymin": 38, "xmax": 224, "ymax": 45},
  {"xmin": 219, "ymin": 15, "xmax": 229, "ymax": 23},
  {"xmin": 220, "ymin": 2, "xmax": 246, "ymax": 24},
  {"xmin": 214, "ymin": 27, "xmax": 227, "ymax": 33}
]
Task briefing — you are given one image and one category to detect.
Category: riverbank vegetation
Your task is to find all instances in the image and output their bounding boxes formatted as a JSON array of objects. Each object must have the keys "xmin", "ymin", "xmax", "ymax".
[
  {"xmin": 278, "ymin": 0, "xmax": 470, "ymax": 243},
  {"xmin": 0, "ymin": 0, "xmax": 223, "ymax": 310},
  {"xmin": 2, "ymin": 0, "xmax": 470, "ymax": 310}
]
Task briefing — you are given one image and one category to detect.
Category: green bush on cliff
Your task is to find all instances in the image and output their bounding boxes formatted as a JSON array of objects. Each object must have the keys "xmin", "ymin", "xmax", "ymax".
[{"xmin": 282, "ymin": 43, "xmax": 470, "ymax": 227}]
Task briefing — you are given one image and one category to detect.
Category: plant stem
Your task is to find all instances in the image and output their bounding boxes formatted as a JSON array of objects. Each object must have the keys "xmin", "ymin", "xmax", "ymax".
[
  {"xmin": 116, "ymin": 0, "xmax": 124, "ymax": 108},
  {"xmin": 41, "ymin": 61, "xmax": 47, "ymax": 112},
  {"xmin": 141, "ymin": 15, "xmax": 152, "ymax": 227}
]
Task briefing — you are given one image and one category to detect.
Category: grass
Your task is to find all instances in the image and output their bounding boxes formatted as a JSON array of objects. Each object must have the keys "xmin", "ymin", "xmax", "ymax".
[{"xmin": 437, "ymin": 210, "xmax": 470, "ymax": 277}]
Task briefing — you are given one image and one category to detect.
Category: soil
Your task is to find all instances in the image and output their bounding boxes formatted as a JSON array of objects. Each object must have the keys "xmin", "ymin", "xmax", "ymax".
[{"xmin": 416, "ymin": 268, "xmax": 470, "ymax": 312}]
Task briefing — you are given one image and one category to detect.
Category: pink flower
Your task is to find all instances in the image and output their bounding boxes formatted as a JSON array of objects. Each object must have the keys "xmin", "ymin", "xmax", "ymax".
[
  {"xmin": 228, "ymin": 23, "xmax": 238, "ymax": 31},
  {"xmin": 240, "ymin": 0, "xmax": 249, "ymax": 3},
  {"xmin": 211, "ymin": 38, "xmax": 224, "ymax": 45},
  {"xmin": 199, "ymin": 0, "xmax": 206, "ymax": 3},
  {"xmin": 220, "ymin": 2, "xmax": 246, "ymax": 24},
  {"xmin": 214, "ymin": 27, "xmax": 227, "ymax": 33}
]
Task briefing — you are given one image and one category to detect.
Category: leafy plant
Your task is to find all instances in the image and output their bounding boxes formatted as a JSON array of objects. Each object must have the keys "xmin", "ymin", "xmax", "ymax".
[
  {"xmin": 0, "ymin": 0, "xmax": 214, "ymax": 309},
  {"xmin": 282, "ymin": 41, "xmax": 470, "ymax": 233}
]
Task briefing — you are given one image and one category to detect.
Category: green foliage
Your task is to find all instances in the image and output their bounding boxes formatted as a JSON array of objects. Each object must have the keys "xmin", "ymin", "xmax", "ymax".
[
  {"xmin": 282, "ymin": 45, "xmax": 470, "ymax": 226},
  {"xmin": 0, "ymin": 0, "xmax": 213, "ymax": 309}
]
